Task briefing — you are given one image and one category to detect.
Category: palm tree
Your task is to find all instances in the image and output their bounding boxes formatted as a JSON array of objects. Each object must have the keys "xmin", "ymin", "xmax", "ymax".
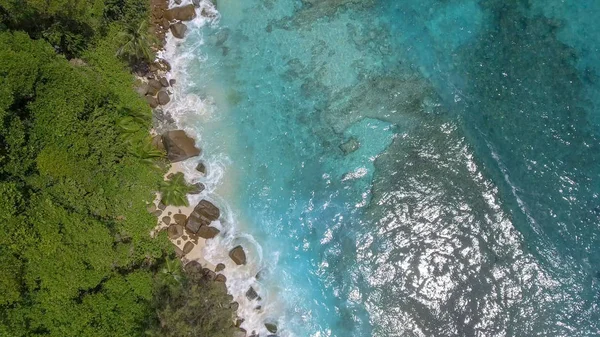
[
  {"xmin": 116, "ymin": 20, "xmax": 157, "ymax": 63},
  {"xmin": 159, "ymin": 172, "xmax": 195, "ymax": 206}
]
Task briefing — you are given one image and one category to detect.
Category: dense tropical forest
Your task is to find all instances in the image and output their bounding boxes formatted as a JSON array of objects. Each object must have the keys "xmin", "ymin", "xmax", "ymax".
[{"xmin": 0, "ymin": 1, "xmax": 234, "ymax": 336}]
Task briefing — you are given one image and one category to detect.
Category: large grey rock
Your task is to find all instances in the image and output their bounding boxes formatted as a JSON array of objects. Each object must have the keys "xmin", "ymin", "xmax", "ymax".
[
  {"xmin": 229, "ymin": 245, "xmax": 247, "ymax": 265},
  {"xmin": 246, "ymin": 287, "xmax": 258, "ymax": 300},
  {"xmin": 186, "ymin": 200, "xmax": 220, "ymax": 233},
  {"xmin": 157, "ymin": 91, "xmax": 170, "ymax": 105},
  {"xmin": 173, "ymin": 213, "xmax": 187, "ymax": 226},
  {"xmin": 165, "ymin": 4, "xmax": 196, "ymax": 21},
  {"xmin": 188, "ymin": 182, "xmax": 205, "ymax": 195},
  {"xmin": 159, "ymin": 76, "xmax": 170, "ymax": 87},
  {"xmin": 162, "ymin": 130, "xmax": 201, "ymax": 162},
  {"xmin": 148, "ymin": 79, "xmax": 162, "ymax": 89},
  {"xmin": 170, "ymin": 22, "xmax": 188, "ymax": 39},
  {"xmin": 146, "ymin": 95, "xmax": 158, "ymax": 108},
  {"xmin": 197, "ymin": 226, "xmax": 220, "ymax": 239},
  {"xmin": 265, "ymin": 323, "xmax": 277, "ymax": 334},
  {"xmin": 167, "ymin": 224, "xmax": 184, "ymax": 239}
]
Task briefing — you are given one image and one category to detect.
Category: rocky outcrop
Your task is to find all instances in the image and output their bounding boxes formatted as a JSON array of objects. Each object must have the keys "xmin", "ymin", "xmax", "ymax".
[
  {"xmin": 186, "ymin": 200, "xmax": 220, "ymax": 233},
  {"xmin": 157, "ymin": 90, "xmax": 170, "ymax": 105},
  {"xmin": 188, "ymin": 182, "xmax": 205, "ymax": 195},
  {"xmin": 246, "ymin": 286, "xmax": 258, "ymax": 300},
  {"xmin": 195, "ymin": 162, "xmax": 207, "ymax": 174},
  {"xmin": 162, "ymin": 130, "xmax": 201, "ymax": 162},
  {"xmin": 197, "ymin": 225, "xmax": 220, "ymax": 239},
  {"xmin": 165, "ymin": 4, "xmax": 196, "ymax": 21},
  {"xmin": 229, "ymin": 245, "xmax": 247, "ymax": 265},
  {"xmin": 170, "ymin": 22, "xmax": 188, "ymax": 38},
  {"xmin": 265, "ymin": 323, "xmax": 278, "ymax": 334}
]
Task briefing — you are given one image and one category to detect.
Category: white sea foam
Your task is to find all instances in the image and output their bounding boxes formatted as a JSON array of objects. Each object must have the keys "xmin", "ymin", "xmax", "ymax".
[{"xmin": 159, "ymin": 2, "xmax": 291, "ymax": 335}]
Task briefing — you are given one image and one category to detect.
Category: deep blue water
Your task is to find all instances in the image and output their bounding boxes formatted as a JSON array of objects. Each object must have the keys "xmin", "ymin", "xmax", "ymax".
[{"xmin": 170, "ymin": 0, "xmax": 600, "ymax": 335}]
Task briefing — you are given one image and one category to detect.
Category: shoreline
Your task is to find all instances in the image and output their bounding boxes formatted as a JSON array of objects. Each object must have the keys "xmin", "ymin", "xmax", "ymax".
[{"xmin": 141, "ymin": 1, "xmax": 271, "ymax": 336}]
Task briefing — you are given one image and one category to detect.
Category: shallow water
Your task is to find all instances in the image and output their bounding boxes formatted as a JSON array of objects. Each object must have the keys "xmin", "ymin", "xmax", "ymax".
[{"xmin": 166, "ymin": 0, "xmax": 600, "ymax": 336}]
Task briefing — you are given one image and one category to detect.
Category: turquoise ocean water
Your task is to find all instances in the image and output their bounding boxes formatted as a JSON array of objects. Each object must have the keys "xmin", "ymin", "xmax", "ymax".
[{"xmin": 165, "ymin": 0, "xmax": 600, "ymax": 336}]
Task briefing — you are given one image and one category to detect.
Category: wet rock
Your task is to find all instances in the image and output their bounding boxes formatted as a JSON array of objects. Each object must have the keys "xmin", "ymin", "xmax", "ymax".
[
  {"xmin": 165, "ymin": 4, "xmax": 196, "ymax": 21},
  {"xmin": 173, "ymin": 214, "xmax": 187, "ymax": 226},
  {"xmin": 195, "ymin": 162, "xmax": 207, "ymax": 174},
  {"xmin": 192, "ymin": 0, "xmax": 201, "ymax": 7},
  {"xmin": 146, "ymin": 95, "xmax": 158, "ymax": 108},
  {"xmin": 233, "ymin": 329, "xmax": 246, "ymax": 337},
  {"xmin": 151, "ymin": 135, "xmax": 165, "ymax": 152},
  {"xmin": 339, "ymin": 137, "xmax": 360, "ymax": 154},
  {"xmin": 215, "ymin": 274, "xmax": 227, "ymax": 282},
  {"xmin": 215, "ymin": 263, "xmax": 225, "ymax": 272},
  {"xmin": 162, "ymin": 216, "xmax": 171, "ymax": 225},
  {"xmin": 162, "ymin": 130, "xmax": 201, "ymax": 162},
  {"xmin": 246, "ymin": 286, "xmax": 258, "ymax": 300},
  {"xmin": 183, "ymin": 241, "xmax": 194, "ymax": 254},
  {"xmin": 230, "ymin": 301, "xmax": 239, "ymax": 311},
  {"xmin": 174, "ymin": 0, "xmax": 181, "ymax": 4},
  {"xmin": 159, "ymin": 76, "xmax": 170, "ymax": 87},
  {"xmin": 265, "ymin": 323, "xmax": 277, "ymax": 334},
  {"xmin": 235, "ymin": 318, "xmax": 244, "ymax": 327},
  {"xmin": 229, "ymin": 245, "xmax": 247, "ymax": 265},
  {"xmin": 188, "ymin": 182, "xmax": 205, "ymax": 195},
  {"xmin": 170, "ymin": 22, "xmax": 188, "ymax": 39},
  {"xmin": 186, "ymin": 200, "xmax": 220, "ymax": 233},
  {"xmin": 197, "ymin": 225, "xmax": 220, "ymax": 239},
  {"xmin": 169, "ymin": 79, "xmax": 177, "ymax": 86},
  {"xmin": 157, "ymin": 90, "xmax": 170, "ymax": 105},
  {"xmin": 167, "ymin": 224, "xmax": 184, "ymax": 239},
  {"xmin": 203, "ymin": 268, "xmax": 216, "ymax": 281}
]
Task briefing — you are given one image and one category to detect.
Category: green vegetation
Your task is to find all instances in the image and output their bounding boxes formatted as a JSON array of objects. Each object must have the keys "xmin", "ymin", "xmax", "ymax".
[
  {"xmin": 160, "ymin": 172, "xmax": 196, "ymax": 206},
  {"xmin": 147, "ymin": 261, "xmax": 236, "ymax": 337},
  {"xmin": 0, "ymin": 1, "xmax": 236, "ymax": 337},
  {"xmin": 116, "ymin": 20, "xmax": 157, "ymax": 63}
]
